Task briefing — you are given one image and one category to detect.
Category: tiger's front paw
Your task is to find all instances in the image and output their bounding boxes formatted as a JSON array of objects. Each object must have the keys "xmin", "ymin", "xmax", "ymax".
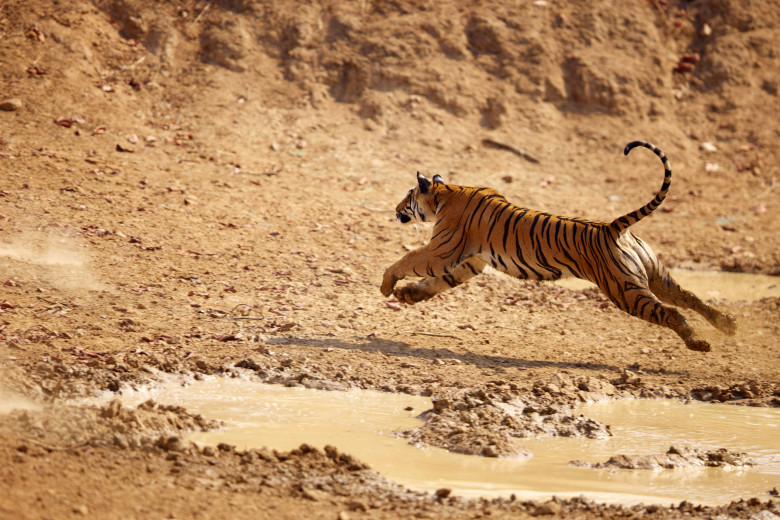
[
  {"xmin": 685, "ymin": 336, "xmax": 711, "ymax": 353},
  {"xmin": 394, "ymin": 284, "xmax": 432, "ymax": 305},
  {"xmin": 380, "ymin": 272, "xmax": 399, "ymax": 297}
]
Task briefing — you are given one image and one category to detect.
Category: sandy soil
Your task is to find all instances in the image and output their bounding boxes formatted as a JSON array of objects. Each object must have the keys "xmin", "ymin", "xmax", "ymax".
[{"xmin": 1, "ymin": 0, "xmax": 778, "ymax": 518}]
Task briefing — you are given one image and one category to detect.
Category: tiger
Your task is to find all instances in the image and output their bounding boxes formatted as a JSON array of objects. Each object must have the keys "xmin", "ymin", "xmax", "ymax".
[{"xmin": 380, "ymin": 140, "xmax": 737, "ymax": 352}]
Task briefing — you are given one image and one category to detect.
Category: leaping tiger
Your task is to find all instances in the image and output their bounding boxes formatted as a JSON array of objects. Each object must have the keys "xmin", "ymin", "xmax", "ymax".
[{"xmin": 380, "ymin": 141, "xmax": 737, "ymax": 352}]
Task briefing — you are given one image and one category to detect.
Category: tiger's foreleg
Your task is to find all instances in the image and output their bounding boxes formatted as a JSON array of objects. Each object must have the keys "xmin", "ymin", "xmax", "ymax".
[
  {"xmin": 380, "ymin": 245, "xmax": 465, "ymax": 297},
  {"xmin": 394, "ymin": 258, "xmax": 487, "ymax": 304}
]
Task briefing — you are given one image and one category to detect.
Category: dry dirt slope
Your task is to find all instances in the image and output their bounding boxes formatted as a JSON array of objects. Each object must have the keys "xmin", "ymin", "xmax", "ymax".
[
  {"xmin": 0, "ymin": 0, "xmax": 779, "ymax": 519},
  {"xmin": 3, "ymin": 0, "xmax": 779, "ymax": 270}
]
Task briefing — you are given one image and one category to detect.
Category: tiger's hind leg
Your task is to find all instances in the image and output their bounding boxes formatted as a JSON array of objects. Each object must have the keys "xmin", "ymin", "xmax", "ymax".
[
  {"xmin": 607, "ymin": 281, "xmax": 712, "ymax": 352},
  {"xmin": 648, "ymin": 265, "xmax": 737, "ymax": 336},
  {"xmin": 394, "ymin": 258, "xmax": 487, "ymax": 304}
]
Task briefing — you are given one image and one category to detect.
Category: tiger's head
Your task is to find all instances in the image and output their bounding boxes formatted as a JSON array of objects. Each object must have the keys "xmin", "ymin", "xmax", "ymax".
[{"xmin": 395, "ymin": 172, "xmax": 445, "ymax": 224}]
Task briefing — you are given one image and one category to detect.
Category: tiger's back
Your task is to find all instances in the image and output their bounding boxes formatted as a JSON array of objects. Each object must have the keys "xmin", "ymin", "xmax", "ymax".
[{"xmin": 430, "ymin": 187, "xmax": 609, "ymax": 280}]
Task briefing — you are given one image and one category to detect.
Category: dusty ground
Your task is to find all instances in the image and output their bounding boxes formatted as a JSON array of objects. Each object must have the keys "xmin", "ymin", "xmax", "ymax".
[{"xmin": 1, "ymin": 0, "xmax": 779, "ymax": 518}]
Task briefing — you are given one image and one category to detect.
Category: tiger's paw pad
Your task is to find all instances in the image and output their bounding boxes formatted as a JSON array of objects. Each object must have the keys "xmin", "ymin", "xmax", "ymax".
[
  {"xmin": 394, "ymin": 285, "xmax": 431, "ymax": 305},
  {"xmin": 686, "ymin": 338, "xmax": 711, "ymax": 353}
]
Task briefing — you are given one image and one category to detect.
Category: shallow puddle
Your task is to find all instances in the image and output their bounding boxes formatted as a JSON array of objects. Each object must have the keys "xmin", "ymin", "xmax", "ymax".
[
  {"xmin": 555, "ymin": 268, "xmax": 779, "ymax": 302},
  {"xmin": 116, "ymin": 377, "xmax": 780, "ymax": 506}
]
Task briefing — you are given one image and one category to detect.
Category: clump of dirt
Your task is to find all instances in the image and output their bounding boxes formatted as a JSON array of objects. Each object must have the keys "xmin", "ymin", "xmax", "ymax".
[
  {"xmin": 1, "ymin": 398, "xmax": 218, "ymax": 450},
  {"xmin": 692, "ymin": 379, "xmax": 780, "ymax": 406},
  {"xmin": 571, "ymin": 445, "xmax": 754, "ymax": 470},
  {"xmin": 399, "ymin": 385, "xmax": 611, "ymax": 458}
]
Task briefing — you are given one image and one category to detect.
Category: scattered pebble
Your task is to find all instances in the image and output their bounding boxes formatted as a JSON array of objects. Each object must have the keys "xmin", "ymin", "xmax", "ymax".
[
  {"xmin": 435, "ymin": 488, "xmax": 452, "ymax": 499},
  {"xmin": 533, "ymin": 500, "xmax": 562, "ymax": 516},
  {"xmin": 0, "ymin": 98, "xmax": 23, "ymax": 111}
]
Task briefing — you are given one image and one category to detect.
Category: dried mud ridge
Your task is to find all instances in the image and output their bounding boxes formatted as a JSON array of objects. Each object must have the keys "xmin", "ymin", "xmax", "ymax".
[
  {"xmin": 1, "ymin": 398, "xmax": 778, "ymax": 520},
  {"xmin": 3, "ymin": 398, "xmax": 218, "ymax": 452},
  {"xmin": 6, "ymin": 348, "xmax": 780, "ymax": 461},
  {"xmin": 571, "ymin": 445, "xmax": 754, "ymax": 470}
]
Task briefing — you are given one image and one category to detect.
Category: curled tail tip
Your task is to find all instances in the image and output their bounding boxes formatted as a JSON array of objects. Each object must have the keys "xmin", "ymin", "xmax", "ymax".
[{"xmin": 623, "ymin": 140, "xmax": 645, "ymax": 156}]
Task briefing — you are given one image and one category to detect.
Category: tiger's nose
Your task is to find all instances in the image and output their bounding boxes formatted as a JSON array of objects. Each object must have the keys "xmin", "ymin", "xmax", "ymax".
[{"xmin": 397, "ymin": 213, "xmax": 411, "ymax": 223}]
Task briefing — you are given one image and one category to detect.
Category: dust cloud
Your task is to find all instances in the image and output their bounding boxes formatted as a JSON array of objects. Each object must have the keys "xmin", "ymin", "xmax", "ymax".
[{"xmin": 0, "ymin": 233, "xmax": 104, "ymax": 291}]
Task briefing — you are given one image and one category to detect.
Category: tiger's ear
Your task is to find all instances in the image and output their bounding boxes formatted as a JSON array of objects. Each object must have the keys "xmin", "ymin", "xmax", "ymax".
[
  {"xmin": 432, "ymin": 174, "xmax": 444, "ymax": 185},
  {"xmin": 416, "ymin": 171, "xmax": 431, "ymax": 194}
]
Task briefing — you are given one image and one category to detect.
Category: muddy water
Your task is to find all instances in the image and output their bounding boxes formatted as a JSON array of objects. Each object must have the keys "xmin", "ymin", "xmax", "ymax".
[
  {"xmin": 555, "ymin": 268, "xmax": 779, "ymax": 302},
  {"xmin": 119, "ymin": 377, "xmax": 780, "ymax": 506}
]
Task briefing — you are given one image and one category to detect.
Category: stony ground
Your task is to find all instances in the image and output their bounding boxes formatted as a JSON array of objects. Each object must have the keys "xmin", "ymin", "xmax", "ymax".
[{"xmin": 1, "ymin": 0, "xmax": 778, "ymax": 518}]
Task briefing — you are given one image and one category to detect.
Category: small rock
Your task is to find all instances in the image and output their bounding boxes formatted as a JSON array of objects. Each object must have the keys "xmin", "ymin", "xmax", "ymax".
[
  {"xmin": 533, "ymin": 500, "xmax": 562, "ymax": 516},
  {"xmin": 158, "ymin": 435, "xmax": 184, "ymax": 452},
  {"xmin": 113, "ymin": 433, "xmax": 129, "ymax": 449},
  {"xmin": 201, "ymin": 445, "xmax": 216, "ymax": 457},
  {"xmin": 621, "ymin": 369, "xmax": 641, "ymax": 385},
  {"xmin": 101, "ymin": 398, "xmax": 122, "ymax": 418},
  {"xmin": 433, "ymin": 398, "xmax": 451, "ymax": 411},
  {"xmin": 700, "ymin": 141, "xmax": 718, "ymax": 153},
  {"xmin": 482, "ymin": 445, "xmax": 499, "ymax": 457},
  {"xmin": 0, "ymin": 98, "xmax": 22, "ymax": 111},
  {"xmin": 435, "ymin": 488, "xmax": 452, "ymax": 500},
  {"xmin": 705, "ymin": 162, "xmax": 720, "ymax": 172},
  {"xmin": 301, "ymin": 488, "xmax": 329, "ymax": 501},
  {"xmin": 348, "ymin": 500, "xmax": 368, "ymax": 511}
]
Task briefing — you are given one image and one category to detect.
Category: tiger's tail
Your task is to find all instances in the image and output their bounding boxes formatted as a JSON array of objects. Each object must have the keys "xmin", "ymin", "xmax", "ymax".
[{"xmin": 609, "ymin": 140, "xmax": 672, "ymax": 233}]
